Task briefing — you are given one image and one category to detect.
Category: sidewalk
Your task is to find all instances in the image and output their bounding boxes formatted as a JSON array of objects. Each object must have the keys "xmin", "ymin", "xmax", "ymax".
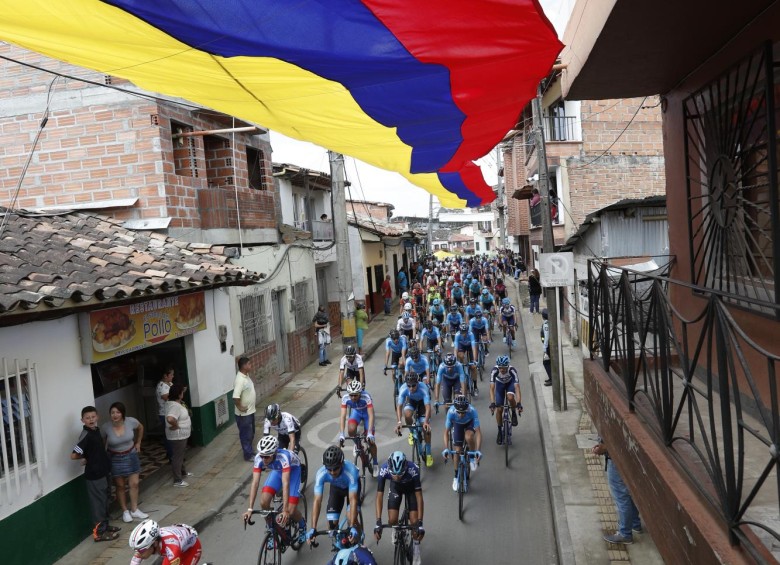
[
  {"xmin": 510, "ymin": 277, "xmax": 664, "ymax": 565},
  {"xmin": 57, "ymin": 309, "xmax": 399, "ymax": 565}
]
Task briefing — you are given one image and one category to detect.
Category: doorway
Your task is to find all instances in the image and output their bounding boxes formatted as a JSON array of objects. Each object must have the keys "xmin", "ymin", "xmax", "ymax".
[
  {"xmin": 271, "ymin": 290, "xmax": 289, "ymax": 373},
  {"xmin": 393, "ymin": 254, "xmax": 399, "ymax": 294}
]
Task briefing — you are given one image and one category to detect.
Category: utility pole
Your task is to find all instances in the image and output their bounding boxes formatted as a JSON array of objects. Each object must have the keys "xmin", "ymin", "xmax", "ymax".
[
  {"xmin": 428, "ymin": 193, "xmax": 434, "ymax": 255},
  {"xmin": 495, "ymin": 144, "xmax": 507, "ymax": 250},
  {"xmin": 532, "ymin": 85, "xmax": 564, "ymax": 411},
  {"xmin": 328, "ymin": 151, "xmax": 356, "ymax": 344}
]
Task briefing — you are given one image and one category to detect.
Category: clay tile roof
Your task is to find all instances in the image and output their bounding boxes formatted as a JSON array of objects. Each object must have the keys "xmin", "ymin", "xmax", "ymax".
[{"xmin": 0, "ymin": 208, "xmax": 261, "ymax": 319}]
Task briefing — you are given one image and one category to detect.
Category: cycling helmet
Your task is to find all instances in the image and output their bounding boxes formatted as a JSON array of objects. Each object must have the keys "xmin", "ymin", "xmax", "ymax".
[
  {"xmin": 402, "ymin": 311, "xmax": 411, "ymax": 320},
  {"xmin": 502, "ymin": 297, "xmax": 511, "ymax": 306},
  {"xmin": 469, "ymin": 298, "xmax": 477, "ymax": 304},
  {"xmin": 481, "ymin": 288, "xmax": 489, "ymax": 295},
  {"xmin": 453, "ymin": 394, "xmax": 469, "ymax": 413},
  {"xmin": 344, "ymin": 345, "xmax": 356, "ymax": 357},
  {"xmin": 129, "ymin": 519, "xmax": 159, "ymax": 551},
  {"xmin": 413, "ymin": 282, "xmax": 421, "ymax": 289},
  {"xmin": 323, "ymin": 445, "xmax": 345, "ymax": 470},
  {"xmin": 265, "ymin": 403, "xmax": 281, "ymax": 421},
  {"xmin": 496, "ymin": 355, "xmax": 510, "ymax": 368},
  {"xmin": 474, "ymin": 308, "xmax": 483, "ymax": 316},
  {"xmin": 448, "ymin": 276, "xmax": 454, "ymax": 282},
  {"xmin": 453, "ymin": 282, "xmax": 460, "ymax": 288},
  {"xmin": 409, "ymin": 347, "xmax": 421, "ymax": 361},
  {"xmin": 541, "ymin": 308, "xmax": 548, "ymax": 320},
  {"xmin": 459, "ymin": 323, "xmax": 469, "ymax": 332},
  {"xmin": 432, "ymin": 298, "xmax": 440, "ymax": 306},
  {"xmin": 405, "ymin": 372, "xmax": 420, "ymax": 386},
  {"xmin": 388, "ymin": 450, "xmax": 407, "ymax": 475},
  {"xmin": 404, "ymin": 303, "xmax": 413, "ymax": 312},
  {"xmin": 402, "ymin": 292, "xmax": 409, "ymax": 300},
  {"xmin": 257, "ymin": 435, "xmax": 279, "ymax": 456},
  {"xmin": 450, "ymin": 305, "xmax": 459, "ymax": 313},
  {"xmin": 497, "ymin": 278, "xmax": 503, "ymax": 284},
  {"xmin": 346, "ymin": 380, "xmax": 363, "ymax": 395},
  {"xmin": 432, "ymin": 319, "xmax": 440, "ymax": 327},
  {"xmin": 389, "ymin": 330, "xmax": 400, "ymax": 340},
  {"xmin": 423, "ymin": 320, "xmax": 433, "ymax": 330},
  {"xmin": 444, "ymin": 353, "xmax": 456, "ymax": 367},
  {"xmin": 425, "ymin": 269, "xmax": 430, "ymax": 273}
]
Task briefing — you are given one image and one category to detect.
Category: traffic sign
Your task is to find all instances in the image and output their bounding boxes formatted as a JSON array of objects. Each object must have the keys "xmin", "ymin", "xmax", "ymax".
[{"xmin": 539, "ymin": 252, "xmax": 574, "ymax": 287}]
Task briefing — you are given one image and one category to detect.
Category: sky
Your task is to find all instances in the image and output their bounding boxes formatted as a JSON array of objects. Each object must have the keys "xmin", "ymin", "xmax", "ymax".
[{"xmin": 268, "ymin": 0, "xmax": 574, "ymax": 218}]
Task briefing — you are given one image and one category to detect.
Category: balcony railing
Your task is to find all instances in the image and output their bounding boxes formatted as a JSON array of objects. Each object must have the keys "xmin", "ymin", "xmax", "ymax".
[
  {"xmin": 544, "ymin": 115, "xmax": 580, "ymax": 142},
  {"xmin": 530, "ymin": 202, "xmax": 543, "ymax": 227},
  {"xmin": 588, "ymin": 258, "xmax": 780, "ymax": 562},
  {"xmin": 311, "ymin": 220, "xmax": 333, "ymax": 241}
]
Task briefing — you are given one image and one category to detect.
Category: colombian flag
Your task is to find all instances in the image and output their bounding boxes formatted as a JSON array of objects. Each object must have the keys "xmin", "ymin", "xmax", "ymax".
[{"xmin": 0, "ymin": 0, "xmax": 561, "ymax": 207}]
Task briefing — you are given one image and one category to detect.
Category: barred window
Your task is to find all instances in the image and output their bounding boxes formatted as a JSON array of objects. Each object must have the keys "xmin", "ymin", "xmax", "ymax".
[
  {"xmin": 1, "ymin": 359, "xmax": 37, "ymax": 481},
  {"xmin": 239, "ymin": 293, "xmax": 270, "ymax": 350},
  {"xmin": 293, "ymin": 280, "xmax": 314, "ymax": 330}
]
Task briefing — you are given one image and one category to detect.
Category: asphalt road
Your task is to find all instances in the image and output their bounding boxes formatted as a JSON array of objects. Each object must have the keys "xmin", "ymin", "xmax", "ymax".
[{"xmin": 200, "ymin": 336, "xmax": 557, "ymax": 564}]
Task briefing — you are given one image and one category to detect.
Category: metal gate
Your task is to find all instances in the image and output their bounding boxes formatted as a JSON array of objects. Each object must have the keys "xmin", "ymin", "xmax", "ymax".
[{"xmin": 271, "ymin": 290, "xmax": 289, "ymax": 373}]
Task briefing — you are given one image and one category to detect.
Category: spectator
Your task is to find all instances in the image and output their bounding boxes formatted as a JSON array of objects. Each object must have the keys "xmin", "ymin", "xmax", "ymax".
[
  {"xmin": 381, "ymin": 274, "xmax": 393, "ymax": 315},
  {"xmin": 592, "ymin": 439, "xmax": 643, "ymax": 545},
  {"xmin": 233, "ymin": 356, "xmax": 256, "ymax": 461},
  {"xmin": 541, "ymin": 308, "xmax": 552, "ymax": 386},
  {"xmin": 313, "ymin": 305, "xmax": 331, "ymax": 366},
  {"xmin": 355, "ymin": 302, "xmax": 369, "ymax": 355},
  {"xmin": 156, "ymin": 365, "xmax": 175, "ymax": 462},
  {"xmin": 530, "ymin": 188, "xmax": 541, "ymax": 207},
  {"xmin": 103, "ymin": 402, "xmax": 148, "ymax": 523},
  {"xmin": 397, "ymin": 267, "xmax": 409, "ymax": 295},
  {"xmin": 165, "ymin": 384, "xmax": 193, "ymax": 487},
  {"xmin": 320, "ymin": 213, "xmax": 329, "ymax": 221},
  {"xmin": 71, "ymin": 406, "xmax": 120, "ymax": 542},
  {"xmin": 528, "ymin": 268, "xmax": 542, "ymax": 314}
]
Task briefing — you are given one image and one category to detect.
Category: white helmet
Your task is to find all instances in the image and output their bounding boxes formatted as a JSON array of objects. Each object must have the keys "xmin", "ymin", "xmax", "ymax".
[
  {"xmin": 402, "ymin": 292, "xmax": 409, "ymax": 300},
  {"xmin": 403, "ymin": 303, "xmax": 413, "ymax": 311},
  {"xmin": 257, "ymin": 435, "xmax": 279, "ymax": 456},
  {"xmin": 346, "ymin": 380, "xmax": 363, "ymax": 395},
  {"xmin": 129, "ymin": 519, "xmax": 159, "ymax": 551}
]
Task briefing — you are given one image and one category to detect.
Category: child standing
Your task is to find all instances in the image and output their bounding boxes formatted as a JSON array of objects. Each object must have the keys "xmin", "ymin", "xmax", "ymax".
[{"xmin": 71, "ymin": 405, "xmax": 120, "ymax": 542}]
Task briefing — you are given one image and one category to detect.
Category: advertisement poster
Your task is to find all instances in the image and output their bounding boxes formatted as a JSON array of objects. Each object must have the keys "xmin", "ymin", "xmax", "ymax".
[{"xmin": 82, "ymin": 292, "xmax": 206, "ymax": 363}]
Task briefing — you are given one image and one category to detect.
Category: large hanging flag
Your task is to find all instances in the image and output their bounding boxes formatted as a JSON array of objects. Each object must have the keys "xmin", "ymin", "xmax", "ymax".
[{"xmin": 0, "ymin": 0, "xmax": 561, "ymax": 207}]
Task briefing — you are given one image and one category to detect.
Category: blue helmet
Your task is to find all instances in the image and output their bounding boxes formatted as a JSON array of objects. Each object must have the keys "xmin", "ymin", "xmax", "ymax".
[
  {"xmin": 496, "ymin": 355, "xmax": 510, "ymax": 367},
  {"xmin": 388, "ymin": 450, "xmax": 407, "ymax": 475},
  {"xmin": 502, "ymin": 297, "xmax": 511, "ymax": 306}
]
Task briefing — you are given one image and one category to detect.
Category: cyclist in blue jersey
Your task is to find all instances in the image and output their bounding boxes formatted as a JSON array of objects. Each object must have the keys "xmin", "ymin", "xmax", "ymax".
[
  {"xmin": 464, "ymin": 298, "xmax": 479, "ymax": 322},
  {"xmin": 450, "ymin": 282, "xmax": 465, "ymax": 309},
  {"xmin": 384, "ymin": 330, "xmax": 408, "ymax": 386},
  {"xmin": 338, "ymin": 380, "xmax": 378, "ymax": 475},
  {"xmin": 428, "ymin": 298, "xmax": 446, "ymax": 325},
  {"xmin": 243, "ymin": 436, "xmax": 307, "ymax": 537},
  {"xmin": 445, "ymin": 305, "xmax": 463, "ymax": 344},
  {"xmin": 374, "ymin": 451, "xmax": 425, "ymax": 562},
  {"xmin": 480, "ymin": 287, "xmax": 496, "ymax": 317},
  {"xmin": 441, "ymin": 395, "xmax": 483, "ymax": 491},
  {"xmin": 469, "ymin": 308, "xmax": 492, "ymax": 355},
  {"xmin": 404, "ymin": 346, "xmax": 431, "ymax": 384},
  {"xmin": 395, "ymin": 373, "xmax": 433, "ymax": 467},
  {"xmin": 489, "ymin": 356, "xmax": 523, "ymax": 445},
  {"xmin": 308, "ymin": 446, "xmax": 362, "ymax": 546},
  {"xmin": 419, "ymin": 320, "xmax": 441, "ymax": 352},
  {"xmin": 434, "ymin": 353, "xmax": 468, "ymax": 404},
  {"xmin": 468, "ymin": 278, "xmax": 482, "ymax": 300},
  {"xmin": 454, "ymin": 323, "xmax": 479, "ymax": 396},
  {"xmin": 499, "ymin": 297, "xmax": 518, "ymax": 346}
]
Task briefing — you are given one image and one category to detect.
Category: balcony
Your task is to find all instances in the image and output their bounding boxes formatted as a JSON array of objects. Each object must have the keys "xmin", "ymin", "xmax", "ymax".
[
  {"xmin": 587, "ymin": 258, "xmax": 780, "ymax": 562},
  {"xmin": 311, "ymin": 220, "xmax": 334, "ymax": 241},
  {"xmin": 544, "ymin": 115, "xmax": 580, "ymax": 142}
]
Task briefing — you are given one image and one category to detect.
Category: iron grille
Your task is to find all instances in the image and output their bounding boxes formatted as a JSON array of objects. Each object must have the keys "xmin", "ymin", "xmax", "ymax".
[
  {"xmin": 293, "ymin": 280, "xmax": 313, "ymax": 330},
  {"xmin": 239, "ymin": 293, "xmax": 270, "ymax": 350},
  {"xmin": 684, "ymin": 42, "xmax": 779, "ymax": 315}
]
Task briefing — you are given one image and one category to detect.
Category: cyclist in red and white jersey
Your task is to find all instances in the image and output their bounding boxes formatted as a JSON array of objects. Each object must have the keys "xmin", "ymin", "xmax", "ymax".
[{"xmin": 128, "ymin": 520, "xmax": 206, "ymax": 565}]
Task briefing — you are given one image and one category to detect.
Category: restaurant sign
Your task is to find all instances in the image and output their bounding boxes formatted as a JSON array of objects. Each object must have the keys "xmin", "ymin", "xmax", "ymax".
[{"xmin": 80, "ymin": 292, "xmax": 207, "ymax": 363}]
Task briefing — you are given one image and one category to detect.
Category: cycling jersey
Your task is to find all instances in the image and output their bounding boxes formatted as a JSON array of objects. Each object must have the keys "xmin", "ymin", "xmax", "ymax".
[
  {"xmin": 451, "ymin": 287, "xmax": 464, "ymax": 299},
  {"xmin": 464, "ymin": 305, "xmax": 478, "ymax": 318},
  {"xmin": 500, "ymin": 305, "xmax": 517, "ymax": 320},
  {"xmin": 314, "ymin": 460, "xmax": 361, "ymax": 496},
  {"xmin": 253, "ymin": 448, "xmax": 301, "ymax": 473},
  {"xmin": 404, "ymin": 356, "xmax": 430, "ymax": 377},
  {"xmin": 454, "ymin": 330, "xmax": 476, "ymax": 350},
  {"xmin": 339, "ymin": 354, "xmax": 365, "ymax": 372},
  {"xmin": 426, "ymin": 291, "xmax": 441, "ymax": 304},
  {"xmin": 327, "ymin": 546, "xmax": 378, "ymax": 565},
  {"xmin": 396, "ymin": 318, "xmax": 415, "ymax": 333},
  {"xmin": 494, "ymin": 283, "xmax": 507, "ymax": 299},
  {"xmin": 130, "ymin": 524, "xmax": 200, "ymax": 565},
  {"xmin": 341, "ymin": 391, "xmax": 374, "ymax": 412},
  {"xmin": 376, "ymin": 460, "xmax": 422, "ymax": 492},
  {"xmin": 445, "ymin": 405, "xmax": 480, "ymax": 430},
  {"xmin": 429, "ymin": 304, "xmax": 446, "ymax": 319},
  {"xmin": 469, "ymin": 317, "xmax": 489, "ymax": 336},
  {"xmin": 446, "ymin": 312, "xmax": 463, "ymax": 330},
  {"xmin": 385, "ymin": 336, "xmax": 409, "ymax": 354},
  {"xmin": 419, "ymin": 327, "xmax": 441, "ymax": 349},
  {"xmin": 469, "ymin": 282, "xmax": 481, "ymax": 295},
  {"xmin": 263, "ymin": 412, "xmax": 301, "ymax": 435},
  {"xmin": 397, "ymin": 382, "xmax": 431, "ymax": 407},
  {"xmin": 436, "ymin": 363, "xmax": 467, "ymax": 384},
  {"xmin": 480, "ymin": 295, "xmax": 495, "ymax": 309},
  {"xmin": 491, "ymin": 366, "xmax": 519, "ymax": 385}
]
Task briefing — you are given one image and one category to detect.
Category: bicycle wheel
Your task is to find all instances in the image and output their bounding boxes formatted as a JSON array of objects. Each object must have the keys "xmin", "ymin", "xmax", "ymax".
[
  {"xmin": 290, "ymin": 493, "xmax": 307, "ymax": 551},
  {"xmin": 504, "ymin": 414, "xmax": 510, "ymax": 467},
  {"xmin": 353, "ymin": 450, "xmax": 367, "ymax": 505},
  {"xmin": 296, "ymin": 445, "xmax": 308, "ymax": 493},
  {"xmin": 258, "ymin": 532, "xmax": 282, "ymax": 565},
  {"xmin": 457, "ymin": 461, "xmax": 465, "ymax": 521}
]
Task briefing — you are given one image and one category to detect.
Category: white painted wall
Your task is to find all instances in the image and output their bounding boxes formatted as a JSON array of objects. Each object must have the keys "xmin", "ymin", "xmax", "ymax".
[{"xmin": 348, "ymin": 225, "xmax": 367, "ymax": 299}]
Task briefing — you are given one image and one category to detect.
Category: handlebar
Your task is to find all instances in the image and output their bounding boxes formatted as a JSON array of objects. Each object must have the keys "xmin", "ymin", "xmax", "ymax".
[
  {"xmin": 244, "ymin": 508, "xmax": 278, "ymax": 528},
  {"xmin": 308, "ymin": 528, "xmax": 352, "ymax": 548},
  {"xmin": 433, "ymin": 401, "xmax": 454, "ymax": 414}
]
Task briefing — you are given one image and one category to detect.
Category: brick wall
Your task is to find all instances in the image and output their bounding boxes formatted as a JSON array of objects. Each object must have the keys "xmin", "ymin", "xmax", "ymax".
[
  {"xmin": 287, "ymin": 325, "xmax": 318, "ymax": 373},
  {"xmin": 328, "ymin": 301, "xmax": 342, "ymax": 338}
]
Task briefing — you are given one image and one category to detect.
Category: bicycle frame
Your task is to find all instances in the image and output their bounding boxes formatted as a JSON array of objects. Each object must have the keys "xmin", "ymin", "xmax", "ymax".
[
  {"xmin": 379, "ymin": 507, "xmax": 416, "ymax": 565},
  {"xmin": 400, "ymin": 423, "xmax": 426, "ymax": 473},
  {"xmin": 443, "ymin": 449, "xmax": 479, "ymax": 520},
  {"xmin": 340, "ymin": 435, "xmax": 372, "ymax": 504}
]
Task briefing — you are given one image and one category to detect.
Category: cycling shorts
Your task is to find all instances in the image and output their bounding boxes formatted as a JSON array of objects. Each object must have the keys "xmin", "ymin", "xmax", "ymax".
[
  {"xmin": 390, "ymin": 352, "xmax": 402, "ymax": 367},
  {"xmin": 471, "ymin": 327, "xmax": 486, "ymax": 339},
  {"xmin": 387, "ymin": 481, "xmax": 419, "ymax": 512},
  {"xmin": 451, "ymin": 421, "xmax": 476, "ymax": 446},
  {"xmin": 348, "ymin": 409, "xmax": 372, "ymax": 433},
  {"xmin": 440, "ymin": 379, "xmax": 463, "ymax": 403},
  {"xmin": 401, "ymin": 329, "xmax": 414, "ymax": 340},
  {"xmin": 326, "ymin": 483, "xmax": 361, "ymax": 524},
  {"xmin": 431, "ymin": 313, "xmax": 444, "ymax": 324},
  {"xmin": 494, "ymin": 379, "xmax": 517, "ymax": 406},
  {"xmin": 501, "ymin": 315, "xmax": 516, "ymax": 327},
  {"xmin": 403, "ymin": 398, "xmax": 426, "ymax": 420},
  {"xmin": 262, "ymin": 467, "xmax": 302, "ymax": 505},
  {"xmin": 277, "ymin": 430, "xmax": 302, "ymax": 451},
  {"xmin": 453, "ymin": 296, "xmax": 464, "ymax": 306}
]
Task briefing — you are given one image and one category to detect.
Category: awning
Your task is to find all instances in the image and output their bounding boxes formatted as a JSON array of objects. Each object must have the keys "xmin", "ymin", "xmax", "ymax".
[{"xmin": 512, "ymin": 184, "xmax": 535, "ymax": 200}]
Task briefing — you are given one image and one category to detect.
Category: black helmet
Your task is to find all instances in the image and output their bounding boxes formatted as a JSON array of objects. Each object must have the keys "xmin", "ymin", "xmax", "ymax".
[
  {"xmin": 410, "ymin": 347, "xmax": 420, "ymax": 361},
  {"xmin": 450, "ymin": 305, "xmax": 458, "ymax": 312},
  {"xmin": 453, "ymin": 394, "xmax": 469, "ymax": 413},
  {"xmin": 444, "ymin": 353, "xmax": 456, "ymax": 367},
  {"xmin": 459, "ymin": 323, "xmax": 468, "ymax": 332},
  {"xmin": 389, "ymin": 330, "xmax": 400, "ymax": 340},
  {"xmin": 323, "ymin": 445, "xmax": 345, "ymax": 470},
  {"xmin": 423, "ymin": 320, "xmax": 432, "ymax": 330},
  {"xmin": 344, "ymin": 345, "xmax": 356, "ymax": 357},
  {"xmin": 541, "ymin": 308, "xmax": 548, "ymax": 320},
  {"xmin": 432, "ymin": 319, "xmax": 440, "ymax": 327},
  {"xmin": 265, "ymin": 403, "xmax": 280, "ymax": 421},
  {"xmin": 405, "ymin": 372, "xmax": 420, "ymax": 386}
]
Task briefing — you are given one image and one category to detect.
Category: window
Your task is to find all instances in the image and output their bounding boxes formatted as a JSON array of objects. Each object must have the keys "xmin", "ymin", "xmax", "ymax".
[
  {"xmin": 1, "ymin": 359, "xmax": 37, "ymax": 479},
  {"xmin": 684, "ymin": 43, "xmax": 779, "ymax": 313},
  {"xmin": 171, "ymin": 120, "xmax": 196, "ymax": 177},
  {"xmin": 239, "ymin": 293, "xmax": 270, "ymax": 350},
  {"xmin": 246, "ymin": 146, "xmax": 267, "ymax": 190},
  {"xmin": 293, "ymin": 279, "xmax": 314, "ymax": 330},
  {"xmin": 485, "ymin": 241, "xmax": 491, "ymax": 251},
  {"xmin": 476, "ymin": 242, "xmax": 480, "ymax": 252}
]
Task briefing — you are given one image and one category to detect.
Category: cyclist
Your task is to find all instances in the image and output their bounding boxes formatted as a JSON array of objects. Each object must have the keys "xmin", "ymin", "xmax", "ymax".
[
  {"xmin": 263, "ymin": 403, "xmax": 302, "ymax": 452},
  {"xmin": 308, "ymin": 445, "xmax": 361, "ymax": 547},
  {"xmin": 397, "ymin": 311, "xmax": 416, "ymax": 342},
  {"xmin": 468, "ymin": 277, "xmax": 481, "ymax": 300},
  {"xmin": 419, "ymin": 320, "xmax": 441, "ymax": 353},
  {"xmin": 499, "ymin": 297, "xmax": 518, "ymax": 347},
  {"xmin": 384, "ymin": 330, "xmax": 408, "ymax": 386},
  {"xmin": 328, "ymin": 544, "xmax": 378, "ymax": 565},
  {"xmin": 374, "ymin": 451, "xmax": 425, "ymax": 563},
  {"xmin": 450, "ymin": 281, "xmax": 465, "ymax": 310},
  {"xmin": 399, "ymin": 291, "xmax": 411, "ymax": 315},
  {"xmin": 480, "ymin": 287, "xmax": 496, "ymax": 321},
  {"xmin": 128, "ymin": 520, "xmax": 203, "ymax": 565},
  {"xmin": 494, "ymin": 278, "xmax": 507, "ymax": 301},
  {"xmin": 464, "ymin": 297, "xmax": 479, "ymax": 322},
  {"xmin": 445, "ymin": 305, "xmax": 463, "ymax": 345},
  {"xmin": 489, "ymin": 356, "xmax": 522, "ymax": 445},
  {"xmin": 441, "ymin": 395, "xmax": 483, "ymax": 491},
  {"xmin": 469, "ymin": 307, "xmax": 492, "ymax": 356},
  {"xmin": 434, "ymin": 353, "xmax": 468, "ymax": 405},
  {"xmin": 338, "ymin": 345, "xmax": 366, "ymax": 390},
  {"xmin": 453, "ymin": 322, "xmax": 479, "ymax": 397},
  {"xmin": 428, "ymin": 298, "xmax": 446, "ymax": 326},
  {"xmin": 395, "ymin": 372, "xmax": 433, "ymax": 467},
  {"xmin": 411, "ymin": 281, "xmax": 425, "ymax": 312},
  {"xmin": 242, "ymin": 436, "xmax": 306, "ymax": 539},
  {"xmin": 404, "ymin": 346, "xmax": 431, "ymax": 385},
  {"xmin": 339, "ymin": 380, "xmax": 379, "ymax": 477}
]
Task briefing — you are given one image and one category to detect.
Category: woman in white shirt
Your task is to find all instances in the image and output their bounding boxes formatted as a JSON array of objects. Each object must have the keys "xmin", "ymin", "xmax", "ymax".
[{"xmin": 165, "ymin": 384, "xmax": 192, "ymax": 487}]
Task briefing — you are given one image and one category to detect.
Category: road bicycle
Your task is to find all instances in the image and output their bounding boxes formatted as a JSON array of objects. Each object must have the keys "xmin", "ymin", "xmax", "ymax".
[
  {"xmin": 443, "ymin": 448, "xmax": 479, "ymax": 521},
  {"xmin": 378, "ymin": 506, "xmax": 417, "ymax": 565},
  {"xmin": 502, "ymin": 322, "xmax": 516, "ymax": 359},
  {"xmin": 244, "ymin": 493, "xmax": 308, "ymax": 565},
  {"xmin": 384, "ymin": 364, "xmax": 404, "ymax": 411},
  {"xmin": 476, "ymin": 339, "xmax": 488, "ymax": 382},
  {"xmin": 340, "ymin": 434, "xmax": 374, "ymax": 505},
  {"xmin": 425, "ymin": 346, "xmax": 441, "ymax": 376},
  {"xmin": 399, "ymin": 422, "xmax": 426, "ymax": 475},
  {"xmin": 490, "ymin": 396, "xmax": 519, "ymax": 467}
]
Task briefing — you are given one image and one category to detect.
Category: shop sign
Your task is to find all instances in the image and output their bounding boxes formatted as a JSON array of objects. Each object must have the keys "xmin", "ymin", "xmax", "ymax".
[{"xmin": 80, "ymin": 292, "xmax": 206, "ymax": 363}]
